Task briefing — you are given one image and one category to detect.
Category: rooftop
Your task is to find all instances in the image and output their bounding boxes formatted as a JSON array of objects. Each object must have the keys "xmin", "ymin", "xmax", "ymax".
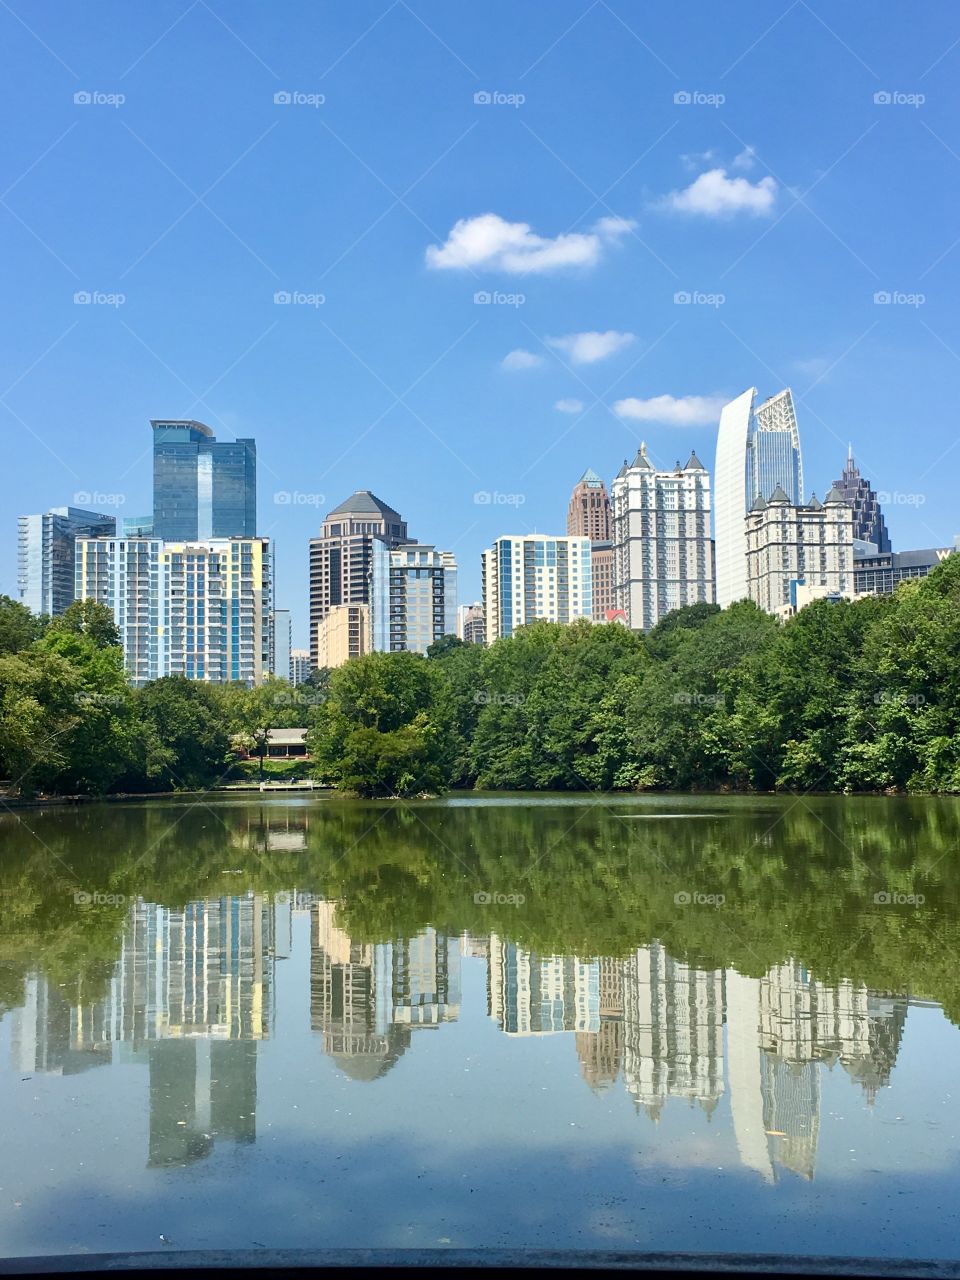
[{"xmin": 326, "ymin": 489, "xmax": 402, "ymax": 520}]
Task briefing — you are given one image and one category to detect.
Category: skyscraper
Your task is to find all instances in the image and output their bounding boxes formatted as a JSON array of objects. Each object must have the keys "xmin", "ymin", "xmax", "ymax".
[
  {"xmin": 457, "ymin": 602, "xmax": 485, "ymax": 645},
  {"xmin": 17, "ymin": 506, "xmax": 116, "ymax": 616},
  {"xmin": 611, "ymin": 444, "xmax": 714, "ymax": 631},
  {"xmin": 308, "ymin": 490, "xmax": 410, "ymax": 670},
  {"xmin": 567, "ymin": 469, "xmax": 616, "ymax": 620},
  {"xmin": 714, "ymin": 388, "xmax": 804, "ymax": 607},
  {"xmin": 369, "ymin": 541, "xmax": 458, "ymax": 655},
  {"xmin": 566, "ymin": 468, "xmax": 611, "ymax": 541},
  {"xmin": 481, "ymin": 535, "xmax": 593, "ymax": 643},
  {"xmin": 152, "ymin": 420, "xmax": 257, "ymax": 541},
  {"xmin": 744, "ymin": 486, "xmax": 854, "ymax": 616},
  {"xmin": 833, "ymin": 447, "xmax": 891, "ymax": 552},
  {"xmin": 75, "ymin": 535, "xmax": 273, "ymax": 686}
]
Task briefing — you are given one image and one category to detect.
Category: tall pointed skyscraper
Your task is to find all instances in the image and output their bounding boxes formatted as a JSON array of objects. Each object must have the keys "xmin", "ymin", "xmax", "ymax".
[
  {"xmin": 833, "ymin": 446, "xmax": 891, "ymax": 552},
  {"xmin": 567, "ymin": 468, "xmax": 614, "ymax": 619},
  {"xmin": 714, "ymin": 388, "xmax": 804, "ymax": 608}
]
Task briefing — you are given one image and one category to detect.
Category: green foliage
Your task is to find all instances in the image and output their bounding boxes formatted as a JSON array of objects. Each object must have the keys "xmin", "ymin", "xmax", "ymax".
[{"xmin": 0, "ymin": 594, "xmax": 47, "ymax": 655}]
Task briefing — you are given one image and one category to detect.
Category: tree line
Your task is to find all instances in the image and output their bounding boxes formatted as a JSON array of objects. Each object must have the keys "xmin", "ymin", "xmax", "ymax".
[{"xmin": 2, "ymin": 551, "xmax": 960, "ymax": 798}]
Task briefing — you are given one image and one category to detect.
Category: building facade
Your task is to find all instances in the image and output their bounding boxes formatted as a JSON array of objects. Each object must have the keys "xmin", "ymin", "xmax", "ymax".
[
  {"xmin": 567, "ymin": 468, "xmax": 612, "ymax": 541},
  {"xmin": 152, "ymin": 420, "xmax": 256, "ymax": 541},
  {"xmin": 75, "ymin": 536, "xmax": 273, "ymax": 686},
  {"xmin": 272, "ymin": 608, "xmax": 291, "ymax": 680},
  {"xmin": 833, "ymin": 448, "xmax": 891, "ymax": 553},
  {"xmin": 316, "ymin": 603, "xmax": 370, "ymax": 668},
  {"xmin": 611, "ymin": 444, "xmax": 714, "ymax": 631},
  {"xmin": 481, "ymin": 535, "xmax": 593, "ymax": 643},
  {"xmin": 853, "ymin": 546, "xmax": 953, "ymax": 596},
  {"xmin": 290, "ymin": 648, "xmax": 312, "ymax": 685},
  {"xmin": 745, "ymin": 487, "xmax": 854, "ymax": 616},
  {"xmin": 714, "ymin": 387, "xmax": 804, "ymax": 607},
  {"xmin": 17, "ymin": 507, "xmax": 116, "ymax": 617},
  {"xmin": 308, "ymin": 491, "xmax": 410, "ymax": 670},
  {"xmin": 369, "ymin": 542, "xmax": 457, "ymax": 655},
  {"xmin": 456, "ymin": 602, "xmax": 485, "ymax": 645}
]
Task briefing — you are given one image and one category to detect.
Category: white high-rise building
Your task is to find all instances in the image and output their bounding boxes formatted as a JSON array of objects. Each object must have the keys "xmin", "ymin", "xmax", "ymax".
[
  {"xmin": 369, "ymin": 542, "xmax": 458, "ymax": 655},
  {"xmin": 75, "ymin": 536, "xmax": 273, "ymax": 686},
  {"xmin": 744, "ymin": 486, "xmax": 854, "ymax": 616},
  {"xmin": 714, "ymin": 387, "xmax": 804, "ymax": 608},
  {"xmin": 481, "ymin": 535, "xmax": 593, "ymax": 644},
  {"xmin": 610, "ymin": 444, "xmax": 714, "ymax": 631}
]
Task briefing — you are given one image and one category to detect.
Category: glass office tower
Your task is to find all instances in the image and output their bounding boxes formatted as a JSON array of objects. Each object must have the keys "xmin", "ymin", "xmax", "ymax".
[
  {"xmin": 152, "ymin": 420, "xmax": 257, "ymax": 540},
  {"xmin": 17, "ymin": 506, "xmax": 117, "ymax": 616}
]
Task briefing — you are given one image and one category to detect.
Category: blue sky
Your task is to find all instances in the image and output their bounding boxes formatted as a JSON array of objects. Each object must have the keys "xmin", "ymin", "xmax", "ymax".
[{"xmin": 2, "ymin": 1, "xmax": 958, "ymax": 645}]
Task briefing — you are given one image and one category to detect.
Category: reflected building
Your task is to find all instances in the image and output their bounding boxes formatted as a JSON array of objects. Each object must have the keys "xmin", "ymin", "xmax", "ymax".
[
  {"xmin": 309, "ymin": 901, "xmax": 460, "ymax": 1078},
  {"xmin": 575, "ymin": 956, "xmax": 625, "ymax": 1092},
  {"xmin": 487, "ymin": 937, "xmax": 599, "ymax": 1035},
  {"xmin": 620, "ymin": 944, "xmax": 724, "ymax": 1119}
]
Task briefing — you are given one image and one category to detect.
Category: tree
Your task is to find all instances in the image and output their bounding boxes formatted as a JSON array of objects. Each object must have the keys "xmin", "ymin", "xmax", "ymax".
[
  {"xmin": 426, "ymin": 634, "xmax": 464, "ymax": 659},
  {"xmin": 0, "ymin": 595, "xmax": 46, "ymax": 656},
  {"xmin": 48, "ymin": 600, "xmax": 121, "ymax": 649},
  {"xmin": 126, "ymin": 677, "xmax": 231, "ymax": 791},
  {"xmin": 307, "ymin": 651, "xmax": 449, "ymax": 797}
]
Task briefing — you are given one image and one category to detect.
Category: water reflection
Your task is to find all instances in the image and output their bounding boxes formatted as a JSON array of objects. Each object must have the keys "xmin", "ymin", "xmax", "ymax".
[{"xmin": 7, "ymin": 885, "xmax": 916, "ymax": 1185}]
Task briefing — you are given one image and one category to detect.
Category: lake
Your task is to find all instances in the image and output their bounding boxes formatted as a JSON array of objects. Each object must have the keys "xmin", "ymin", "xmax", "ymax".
[{"xmin": 1, "ymin": 792, "xmax": 959, "ymax": 1261}]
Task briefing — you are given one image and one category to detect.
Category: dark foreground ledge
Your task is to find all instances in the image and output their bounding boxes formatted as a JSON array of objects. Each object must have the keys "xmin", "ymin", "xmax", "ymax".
[{"xmin": 2, "ymin": 1252, "xmax": 960, "ymax": 1279}]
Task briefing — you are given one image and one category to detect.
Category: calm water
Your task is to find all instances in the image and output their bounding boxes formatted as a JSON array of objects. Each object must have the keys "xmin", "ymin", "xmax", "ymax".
[{"xmin": 1, "ymin": 793, "xmax": 960, "ymax": 1260}]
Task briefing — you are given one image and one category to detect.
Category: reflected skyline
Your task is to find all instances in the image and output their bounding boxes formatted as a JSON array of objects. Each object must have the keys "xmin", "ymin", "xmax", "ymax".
[{"xmin": 6, "ymin": 887, "xmax": 915, "ymax": 1184}]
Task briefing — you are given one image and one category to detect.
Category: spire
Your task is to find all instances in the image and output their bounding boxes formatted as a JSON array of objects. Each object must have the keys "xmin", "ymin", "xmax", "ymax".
[
  {"xmin": 768, "ymin": 484, "xmax": 790, "ymax": 504},
  {"xmin": 750, "ymin": 493, "xmax": 767, "ymax": 512},
  {"xmin": 806, "ymin": 492, "xmax": 823, "ymax": 511},
  {"xmin": 577, "ymin": 467, "xmax": 603, "ymax": 486},
  {"xmin": 615, "ymin": 457, "xmax": 629, "ymax": 479},
  {"xmin": 631, "ymin": 441, "xmax": 654, "ymax": 470},
  {"xmin": 684, "ymin": 450, "xmax": 706, "ymax": 471},
  {"xmin": 824, "ymin": 485, "xmax": 849, "ymax": 505}
]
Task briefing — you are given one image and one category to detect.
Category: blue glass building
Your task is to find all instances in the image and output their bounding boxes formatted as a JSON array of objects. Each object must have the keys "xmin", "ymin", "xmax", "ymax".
[{"xmin": 152, "ymin": 420, "xmax": 256, "ymax": 540}]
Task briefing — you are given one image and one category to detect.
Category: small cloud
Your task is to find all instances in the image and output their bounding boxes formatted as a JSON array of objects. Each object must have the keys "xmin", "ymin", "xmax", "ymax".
[
  {"xmin": 681, "ymin": 149, "xmax": 719, "ymax": 172},
  {"xmin": 613, "ymin": 394, "xmax": 725, "ymax": 426},
  {"xmin": 501, "ymin": 348, "xmax": 544, "ymax": 371},
  {"xmin": 555, "ymin": 398, "xmax": 585, "ymax": 414},
  {"xmin": 657, "ymin": 167, "xmax": 777, "ymax": 217},
  {"xmin": 426, "ymin": 213, "xmax": 635, "ymax": 274},
  {"xmin": 732, "ymin": 146, "xmax": 757, "ymax": 171},
  {"xmin": 547, "ymin": 330, "xmax": 635, "ymax": 364}
]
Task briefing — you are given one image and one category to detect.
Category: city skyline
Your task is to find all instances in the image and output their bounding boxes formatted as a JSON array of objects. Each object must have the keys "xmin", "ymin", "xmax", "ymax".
[{"xmin": 2, "ymin": 5, "xmax": 959, "ymax": 646}]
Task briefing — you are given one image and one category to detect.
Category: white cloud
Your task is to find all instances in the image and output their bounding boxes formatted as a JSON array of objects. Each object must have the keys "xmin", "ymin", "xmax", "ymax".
[
  {"xmin": 658, "ymin": 167, "xmax": 777, "ymax": 217},
  {"xmin": 681, "ymin": 148, "xmax": 719, "ymax": 171},
  {"xmin": 732, "ymin": 146, "xmax": 757, "ymax": 171},
  {"xmin": 613, "ymin": 394, "xmax": 725, "ymax": 426},
  {"xmin": 546, "ymin": 330, "xmax": 635, "ymax": 365},
  {"xmin": 426, "ymin": 213, "xmax": 635, "ymax": 274},
  {"xmin": 501, "ymin": 348, "xmax": 544, "ymax": 371},
  {"xmin": 555, "ymin": 398, "xmax": 585, "ymax": 414}
]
